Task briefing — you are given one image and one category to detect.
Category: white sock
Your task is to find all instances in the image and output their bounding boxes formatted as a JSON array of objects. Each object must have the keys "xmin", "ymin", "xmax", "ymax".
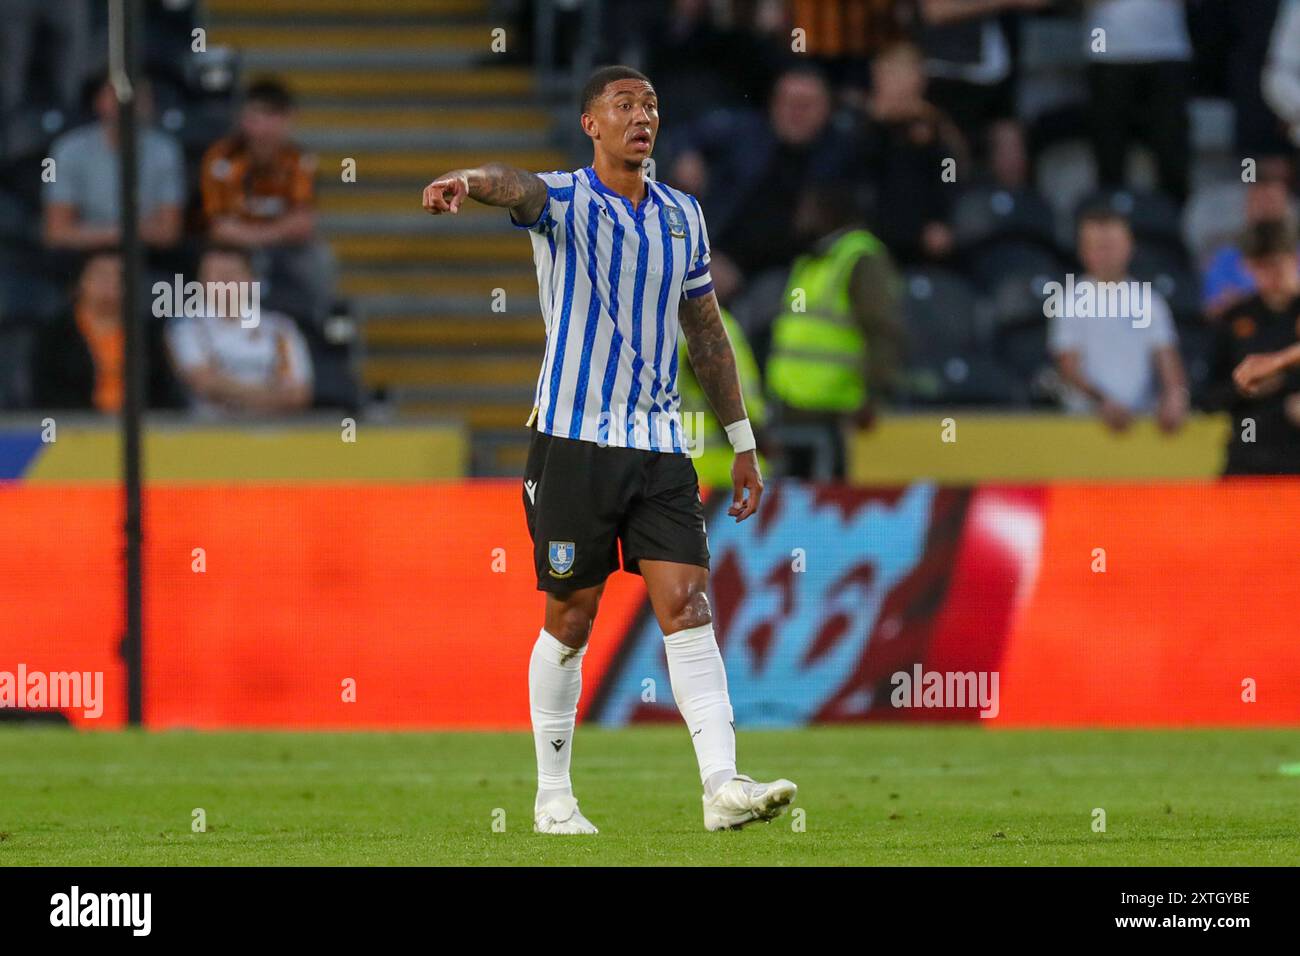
[
  {"xmin": 663, "ymin": 623, "xmax": 737, "ymax": 796},
  {"xmin": 529, "ymin": 628, "xmax": 586, "ymax": 806}
]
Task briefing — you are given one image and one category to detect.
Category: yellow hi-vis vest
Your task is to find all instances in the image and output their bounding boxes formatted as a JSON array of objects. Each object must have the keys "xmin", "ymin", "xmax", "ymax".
[{"xmin": 767, "ymin": 229, "xmax": 884, "ymax": 413}]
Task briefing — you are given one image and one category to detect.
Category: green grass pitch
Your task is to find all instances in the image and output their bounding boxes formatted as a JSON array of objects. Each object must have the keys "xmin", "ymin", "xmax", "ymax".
[{"xmin": 1, "ymin": 726, "xmax": 1296, "ymax": 866}]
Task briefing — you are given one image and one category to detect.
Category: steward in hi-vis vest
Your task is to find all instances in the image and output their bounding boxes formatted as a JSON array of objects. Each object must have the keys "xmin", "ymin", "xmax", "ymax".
[
  {"xmin": 764, "ymin": 195, "xmax": 902, "ymax": 479},
  {"xmin": 767, "ymin": 228, "xmax": 893, "ymax": 413}
]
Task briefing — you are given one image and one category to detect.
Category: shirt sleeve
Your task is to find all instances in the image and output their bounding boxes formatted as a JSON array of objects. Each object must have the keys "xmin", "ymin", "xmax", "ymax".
[
  {"xmin": 1047, "ymin": 310, "xmax": 1082, "ymax": 355},
  {"xmin": 1145, "ymin": 293, "xmax": 1177, "ymax": 348},
  {"xmin": 509, "ymin": 171, "xmax": 570, "ymax": 234},
  {"xmin": 165, "ymin": 318, "xmax": 206, "ymax": 372},
  {"xmin": 43, "ymin": 133, "xmax": 78, "ymax": 207},
  {"xmin": 682, "ymin": 195, "xmax": 713, "ymax": 299}
]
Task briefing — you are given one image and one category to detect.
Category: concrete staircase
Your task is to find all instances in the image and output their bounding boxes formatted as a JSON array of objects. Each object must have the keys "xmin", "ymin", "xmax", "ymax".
[{"xmin": 205, "ymin": 0, "xmax": 567, "ymax": 475}]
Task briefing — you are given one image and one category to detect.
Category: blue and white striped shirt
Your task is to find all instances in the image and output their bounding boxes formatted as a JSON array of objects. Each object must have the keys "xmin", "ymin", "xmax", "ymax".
[{"xmin": 512, "ymin": 166, "xmax": 713, "ymax": 453}]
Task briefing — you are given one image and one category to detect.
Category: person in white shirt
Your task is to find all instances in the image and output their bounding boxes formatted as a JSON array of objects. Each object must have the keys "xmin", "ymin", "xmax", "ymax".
[
  {"xmin": 1050, "ymin": 207, "xmax": 1190, "ymax": 432},
  {"xmin": 166, "ymin": 246, "xmax": 313, "ymax": 418}
]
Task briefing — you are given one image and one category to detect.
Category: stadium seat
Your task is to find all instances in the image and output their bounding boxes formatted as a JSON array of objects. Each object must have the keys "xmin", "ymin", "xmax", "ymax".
[
  {"xmin": 1141, "ymin": 266, "xmax": 1203, "ymax": 325},
  {"xmin": 0, "ymin": 326, "xmax": 34, "ymax": 410},
  {"xmin": 0, "ymin": 189, "xmax": 39, "ymax": 245},
  {"xmin": 901, "ymin": 353, "xmax": 1030, "ymax": 407},
  {"xmin": 1182, "ymin": 180, "xmax": 1248, "ymax": 263},
  {"xmin": 900, "ymin": 267, "xmax": 983, "ymax": 356},
  {"xmin": 0, "ymin": 264, "xmax": 66, "ymax": 326},
  {"xmin": 993, "ymin": 320, "xmax": 1057, "ymax": 406},
  {"xmin": 897, "ymin": 267, "xmax": 1026, "ymax": 406},
  {"xmin": 1032, "ymin": 136, "xmax": 1096, "ymax": 245},
  {"xmin": 304, "ymin": 302, "xmax": 361, "ymax": 414},
  {"xmin": 1176, "ymin": 321, "xmax": 1217, "ymax": 405},
  {"xmin": 964, "ymin": 237, "xmax": 1066, "ymax": 294},
  {"xmin": 989, "ymin": 272, "xmax": 1053, "ymax": 330},
  {"xmin": 951, "ymin": 186, "xmax": 1058, "ymax": 251}
]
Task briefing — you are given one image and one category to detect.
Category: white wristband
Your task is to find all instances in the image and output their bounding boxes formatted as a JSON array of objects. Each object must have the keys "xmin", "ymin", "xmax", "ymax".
[{"xmin": 724, "ymin": 418, "xmax": 756, "ymax": 454}]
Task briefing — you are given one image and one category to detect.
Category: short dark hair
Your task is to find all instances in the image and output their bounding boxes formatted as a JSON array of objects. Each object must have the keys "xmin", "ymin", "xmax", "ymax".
[
  {"xmin": 580, "ymin": 65, "xmax": 652, "ymax": 114},
  {"xmin": 1077, "ymin": 205, "xmax": 1130, "ymax": 232},
  {"xmin": 1241, "ymin": 218, "xmax": 1299, "ymax": 260},
  {"xmin": 244, "ymin": 77, "xmax": 295, "ymax": 112}
]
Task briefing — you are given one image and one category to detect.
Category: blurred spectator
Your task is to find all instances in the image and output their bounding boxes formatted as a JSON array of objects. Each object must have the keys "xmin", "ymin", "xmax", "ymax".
[
  {"xmin": 166, "ymin": 246, "xmax": 314, "ymax": 417},
  {"xmin": 42, "ymin": 73, "xmax": 185, "ymax": 251},
  {"xmin": 1206, "ymin": 219, "xmax": 1300, "ymax": 474},
  {"xmin": 31, "ymin": 249, "xmax": 178, "ymax": 411},
  {"xmin": 1264, "ymin": 0, "xmax": 1300, "ymax": 148},
  {"xmin": 640, "ymin": 0, "xmax": 779, "ymax": 125},
  {"xmin": 917, "ymin": 0, "xmax": 1043, "ymax": 165},
  {"xmin": 200, "ymin": 78, "xmax": 335, "ymax": 325},
  {"xmin": 1189, "ymin": 0, "xmax": 1290, "ymax": 158},
  {"xmin": 669, "ymin": 64, "xmax": 863, "ymax": 290},
  {"xmin": 1049, "ymin": 207, "xmax": 1189, "ymax": 431},
  {"xmin": 765, "ymin": 182, "xmax": 903, "ymax": 479},
  {"xmin": 1084, "ymin": 0, "xmax": 1192, "ymax": 202},
  {"xmin": 1202, "ymin": 175, "xmax": 1299, "ymax": 320},
  {"xmin": 857, "ymin": 42, "xmax": 966, "ymax": 263},
  {"xmin": 1, "ymin": 0, "xmax": 90, "ymax": 117}
]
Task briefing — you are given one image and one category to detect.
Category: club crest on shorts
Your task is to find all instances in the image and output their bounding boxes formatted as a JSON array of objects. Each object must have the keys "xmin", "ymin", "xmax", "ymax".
[
  {"xmin": 664, "ymin": 205, "xmax": 687, "ymax": 239},
  {"xmin": 548, "ymin": 540, "xmax": 575, "ymax": 577}
]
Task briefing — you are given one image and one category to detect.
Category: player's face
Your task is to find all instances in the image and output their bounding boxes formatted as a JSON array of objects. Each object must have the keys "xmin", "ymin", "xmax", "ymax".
[{"xmin": 587, "ymin": 80, "xmax": 659, "ymax": 167}]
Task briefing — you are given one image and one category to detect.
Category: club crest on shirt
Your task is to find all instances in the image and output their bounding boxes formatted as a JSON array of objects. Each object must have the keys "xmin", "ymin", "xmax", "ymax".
[
  {"xmin": 548, "ymin": 541, "xmax": 575, "ymax": 577},
  {"xmin": 663, "ymin": 205, "xmax": 687, "ymax": 239}
]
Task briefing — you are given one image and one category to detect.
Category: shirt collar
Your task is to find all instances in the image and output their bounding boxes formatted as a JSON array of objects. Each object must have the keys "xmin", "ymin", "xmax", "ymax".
[{"xmin": 584, "ymin": 166, "xmax": 654, "ymax": 215}]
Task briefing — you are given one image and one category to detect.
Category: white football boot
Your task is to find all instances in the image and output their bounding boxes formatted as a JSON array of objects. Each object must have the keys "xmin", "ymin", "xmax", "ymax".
[
  {"xmin": 703, "ymin": 774, "xmax": 798, "ymax": 831},
  {"xmin": 534, "ymin": 794, "xmax": 599, "ymax": 835}
]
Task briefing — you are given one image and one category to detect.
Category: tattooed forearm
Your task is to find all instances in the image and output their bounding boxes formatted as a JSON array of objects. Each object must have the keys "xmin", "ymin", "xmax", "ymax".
[
  {"xmin": 679, "ymin": 291, "xmax": 748, "ymax": 427},
  {"xmin": 461, "ymin": 163, "xmax": 547, "ymax": 222}
]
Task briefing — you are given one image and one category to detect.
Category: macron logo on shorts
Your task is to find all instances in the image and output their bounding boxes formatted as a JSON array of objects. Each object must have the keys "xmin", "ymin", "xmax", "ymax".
[{"xmin": 524, "ymin": 480, "xmax": 537, "ymax": 504}]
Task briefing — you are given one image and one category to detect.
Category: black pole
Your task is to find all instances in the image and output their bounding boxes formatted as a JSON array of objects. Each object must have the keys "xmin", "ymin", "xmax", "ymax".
[{"xmin": 111, "ymin": 0, "xmax": 145, "ymax": 727}]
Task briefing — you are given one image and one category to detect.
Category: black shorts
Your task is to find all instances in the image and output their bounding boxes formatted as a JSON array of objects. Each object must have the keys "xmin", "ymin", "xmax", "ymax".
[{"xmin": 522, "ymin": 429, "xmax": 710, "ymax": 592}]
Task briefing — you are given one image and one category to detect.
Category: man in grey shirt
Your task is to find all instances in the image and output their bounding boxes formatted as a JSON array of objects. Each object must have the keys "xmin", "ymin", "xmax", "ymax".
[{"xmin": 42, "ymin": 73, "xmax": 185, "ymax": 251}]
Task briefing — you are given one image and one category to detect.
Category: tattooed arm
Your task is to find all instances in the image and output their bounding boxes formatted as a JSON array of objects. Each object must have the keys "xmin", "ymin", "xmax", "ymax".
[
  {"xmin": 421, "ymin": 163, "xmax": 548, "ymax": 225},
  {"xmin": 679, "ymin": 289, "xmax": 763, "ymax": 520}
]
